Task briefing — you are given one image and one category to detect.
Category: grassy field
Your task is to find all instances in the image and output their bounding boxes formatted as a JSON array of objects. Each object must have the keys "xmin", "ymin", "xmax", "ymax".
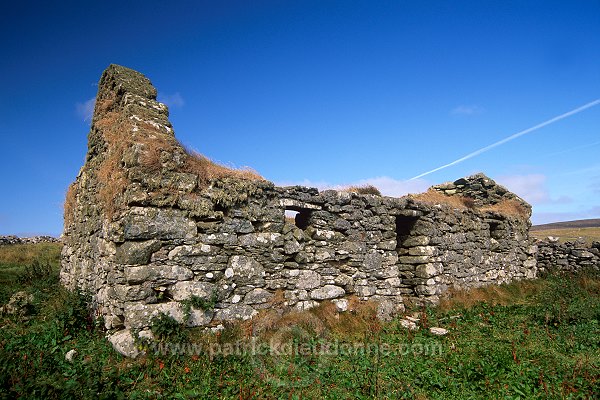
[
  {"xmin": 531, "ymin": 219, "xmax": 600, "ymax": 231},
  {"xmin": 530, "ymin": 218, "xmax": 600, "ymax": 246},
  {"xmin": 0, "ymin": 243, "xmax": 599, "ymax": 399},
  {"xmin": 0, "ymin": 243, "xmax": 62, "ymax": 304},
  {"xmin": 530, "ymin": 227, "xmax": 600, "ymax": 246}
]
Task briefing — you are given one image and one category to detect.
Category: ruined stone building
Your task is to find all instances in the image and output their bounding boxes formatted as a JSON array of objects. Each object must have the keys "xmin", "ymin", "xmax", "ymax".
[{"xmin": 61, "ymin": 65, "xmax": 538, "ymax": 355}]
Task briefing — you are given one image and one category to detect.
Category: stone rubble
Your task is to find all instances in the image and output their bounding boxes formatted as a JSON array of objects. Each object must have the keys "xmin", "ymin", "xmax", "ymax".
[
  {"xmin": 399, "ymin": 319, "xmax": 419, "ymax": 331},
  {"xmin": 0, "ymin": 291, "xmax": 34, "ymax": 317},
  {"xmin": 429, "ymin": 327, "xmax": 449, "ymax": 336},
  {"xmin": 432, "ymin": 174, "xmax": 530, "ymax": 210},
  {"xmin": 65, "ymin": 349, "xmax": 78, "ymax": 362}
]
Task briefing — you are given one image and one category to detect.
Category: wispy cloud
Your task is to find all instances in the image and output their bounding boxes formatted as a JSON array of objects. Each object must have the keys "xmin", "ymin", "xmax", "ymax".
[
  {"xmin": 497, "ymin": 173, "xmax": 572, "ymax": 205},
  {"xmin": 76, "ymin": 97, "xmax": 95, "ymax": 121},
  {"xmin": 158, "ymin": 92, "xmax": 185, "ymax": 108},
  {"xmin": 559, "ymin": 164, "xmax": 600, "ymax": 177},
  {"xmin": 590, "ymin": 176, "xmax": 600, "ymax": 193},
  {"xmin": 451, "ymin": 104, "xmax": 485, "ymax": 116},
  {"xmin": 541, "ymin": 140, "xmax": 600, "ymax": 158},
  {"xmin": 411, "ymin": 98, "xmax": 600, "ymax": 180},
  {"xmin": 497, "ymin": 174, "xmax": 550, "ymax": 204}
]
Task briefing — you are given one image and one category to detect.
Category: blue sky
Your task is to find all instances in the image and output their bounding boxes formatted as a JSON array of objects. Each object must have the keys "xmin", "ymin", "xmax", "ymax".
[{"xmin": 1, "ymin": 0, "xmax": 599, "ymax": 236}]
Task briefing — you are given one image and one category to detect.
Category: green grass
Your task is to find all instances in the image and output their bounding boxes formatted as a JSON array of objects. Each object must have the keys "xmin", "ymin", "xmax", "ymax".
[
  {"xmin": 1, "ymin": 243, "xmax": 599, "ymax": 399},
  {"xmin": 0, "ymin": 242, "xmax": 62, "ymax": 304}
]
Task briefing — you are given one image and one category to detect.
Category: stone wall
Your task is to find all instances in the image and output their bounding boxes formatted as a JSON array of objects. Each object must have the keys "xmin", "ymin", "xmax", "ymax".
[
  {"xmin": 0, "ymin": 236, "xmax": 60, "ymax": 246},
  {"xmin": 536, "ymin": 238, "xmax": 600, "ymax": 273},
  {"xmin": 61, "ymin": 65, "xmax": 537, "ymax": 356}
]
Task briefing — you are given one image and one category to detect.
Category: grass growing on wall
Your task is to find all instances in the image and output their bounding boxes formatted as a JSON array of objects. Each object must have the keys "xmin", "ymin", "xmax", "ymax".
[
  {"xmin": 410, "ymin": 190, "xmax": 477, "ymax": 211},
  {"xmin": 0, "ymin": 243, "xmax": 599, "ymax": 399}
]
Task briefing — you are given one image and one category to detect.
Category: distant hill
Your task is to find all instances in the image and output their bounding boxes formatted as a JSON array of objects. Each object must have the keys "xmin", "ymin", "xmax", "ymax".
[
  {"xmin": 530, "ymin": 219, "xmax": 600, "ymax": 245},
  {"xmin": 531, "ymin": 218, "xmax": 600, "ymax": 231}
]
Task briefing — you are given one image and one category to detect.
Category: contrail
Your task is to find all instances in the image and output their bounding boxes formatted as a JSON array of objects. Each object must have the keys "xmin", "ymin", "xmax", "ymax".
[
  {"xmin": 409, "ymin": 98, "xmax": 600, "ymax": 180},
  {"xmin": 541, "ymin": 140, "xmax": 600, "ymax": 158}
]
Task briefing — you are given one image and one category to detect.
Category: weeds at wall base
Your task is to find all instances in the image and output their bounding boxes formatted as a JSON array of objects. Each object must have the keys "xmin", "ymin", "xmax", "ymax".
[{"xmin": 1, "ymin": 244, "xmax": 599, "ymax": 399}]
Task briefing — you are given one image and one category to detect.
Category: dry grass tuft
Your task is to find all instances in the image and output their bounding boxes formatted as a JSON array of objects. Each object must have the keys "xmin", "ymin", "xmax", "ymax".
[
  {"xmin": 97, "ymin": 153, "xmax": 128, "ymax": 219},
  {"xmin": 95, "ymin": 111, "xmax": 120, "ymax": 130},
  {"xmin": 91, "ymin": 109, "xmax": 263, "ymax": 219},
  {"xmin": 94, "ymin": 112, "xmax": 132, "ymax": 219},
  {"xmin": 481, "ymin": 198, "xmax": 529, "ymax": 218},
  {"xmin": 63, "ymin": 182, "xmax": 78, "ymax": 228},
  {"xmin": 183, "ymin": 150, "xmax": 263, "ymax": 184},
  {"xmin": 97, "ymin": 98, "xmax": 115, "ymax": 114},
  {"xmin": 438, "ymin": 279, "xmax": 545, "ymax": 311},
  {"xmin": 410, "ymin": 190, "xmax": 475, "ymax": 210},
  {"xmin": 411, "ymin": 191, "xmax": 528, "ymax": 219},
  {"xmin": 136, "ymin": 132, "xmax": 179, "ymax": 173},
  {"xmin": 342, "ymin": 185, "xmax": 382, "ymax": 196},
  {"xmin": 268, "ymin": 289, "xmax": 287, "ymax": 308},
  {"xmin": 245, "ymin": 297, "xmax": 381, "ymax": 346},
  {"xmin": 137, "ymin": 144, "xmax": 163, "ymax": 173},
  {"xmin": 134, "ymin": 133, "xmax": 264, "ymax": 181},
  {"xmin": 315, "ymin": 298, "xmax": 382, "ymax": 339},
  {"xmin": 461, "ymin": 196, "xmax": 476, "ymax": 209},
  {"xmin": 70, "ymin": 92, "xmax": 265, "ymax": 221}
]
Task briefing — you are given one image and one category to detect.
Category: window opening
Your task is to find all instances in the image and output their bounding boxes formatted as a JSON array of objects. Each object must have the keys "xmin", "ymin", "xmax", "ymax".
[
  {"xmin": 285, "ymin": 207, "xmax": 312, "ymax": 230},
  {"xmin": 395, "ymin": 215, "xmax": 419, "ymax": 249},
  {"xmin": 489, "ymin": 221, "xmax": 502, "ymax": 239}
]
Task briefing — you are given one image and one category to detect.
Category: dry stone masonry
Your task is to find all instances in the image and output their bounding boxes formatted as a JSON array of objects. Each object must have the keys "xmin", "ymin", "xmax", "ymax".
[
  {"xmin": 536, "ymin": 238, "xmax": 600, "ymax": 273},
  {"xmin": 0, "ymin": 236, "xmax": 60, "ymax": 245},
  {"xmin": 61, "ymin": 65, "xmax": 538, "ymax": 356}
]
